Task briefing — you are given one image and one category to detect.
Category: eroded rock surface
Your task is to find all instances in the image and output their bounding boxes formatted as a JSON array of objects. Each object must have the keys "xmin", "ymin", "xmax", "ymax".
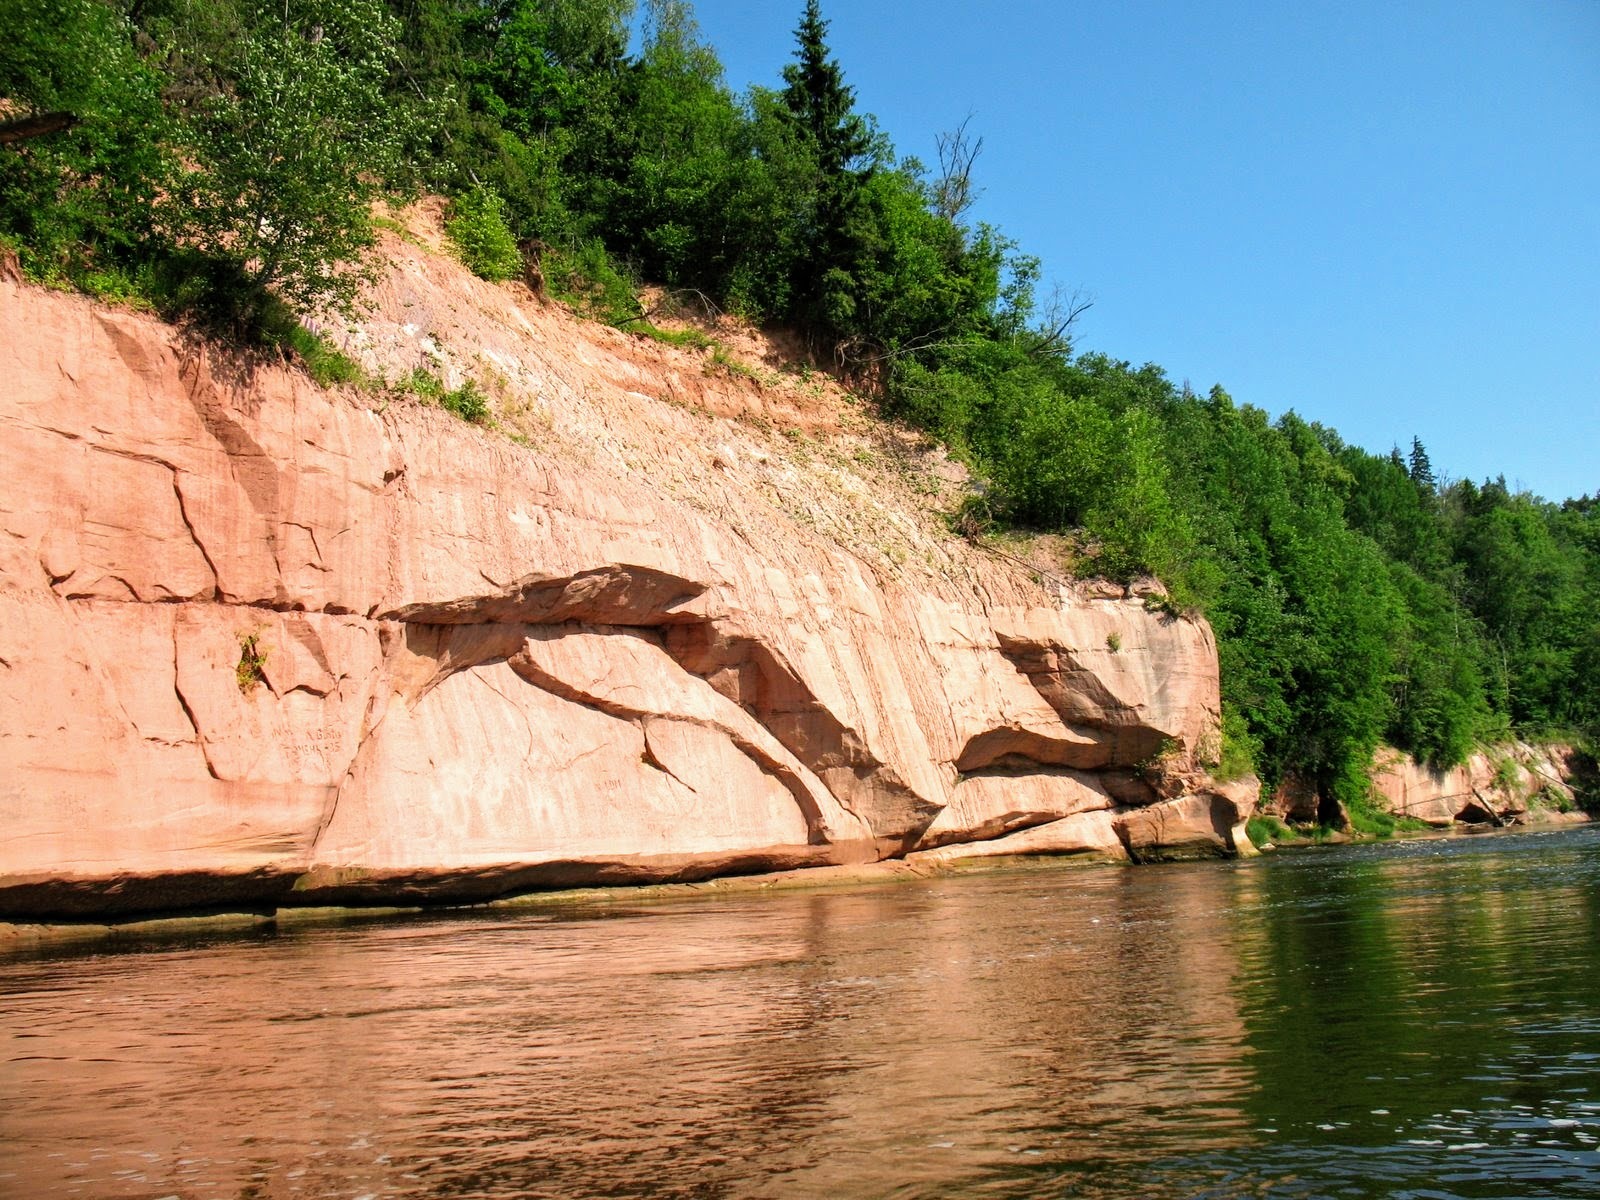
[
  {"xmin": 1263, "ymin": 743, "xmax": 1586, "ymax": 833},
  {"xmin": 1369, "ymin": 743, "xmax": 1584, "ymax": 828},
  {"xmin": 0, "ymin": 240, "xmax": 1255, "ymax": 919}
]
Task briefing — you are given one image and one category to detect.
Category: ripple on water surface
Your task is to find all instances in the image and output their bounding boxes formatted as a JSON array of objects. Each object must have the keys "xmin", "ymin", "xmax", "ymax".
[{"xmin": 4, "ymin": 826, "xmax": 1600, "ymax": 1198}]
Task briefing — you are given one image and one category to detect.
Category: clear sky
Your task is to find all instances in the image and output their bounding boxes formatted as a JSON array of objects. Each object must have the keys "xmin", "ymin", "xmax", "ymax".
[{"xmin": 676, "ymin": 0, "xmax": 1600, "ymax": 502}]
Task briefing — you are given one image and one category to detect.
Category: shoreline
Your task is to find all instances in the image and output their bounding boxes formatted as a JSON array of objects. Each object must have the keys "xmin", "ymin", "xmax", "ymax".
[
  {"xmin": 0, "ymin": 854, "xmax": 1103, "ymax": 953},
  {"xmin": 4, "ymin": 815, "xmax": 1589, "ymax": 954}
]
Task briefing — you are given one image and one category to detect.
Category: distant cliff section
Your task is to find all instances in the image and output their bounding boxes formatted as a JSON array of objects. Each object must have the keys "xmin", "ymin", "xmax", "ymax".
[
  {"xmin": 1267, "ymin": 742, "xmax": 1591, "ymax": 832},
  {"xmin": 0, "ymin": 212, "xmax": 1266, "ymax": 920}
]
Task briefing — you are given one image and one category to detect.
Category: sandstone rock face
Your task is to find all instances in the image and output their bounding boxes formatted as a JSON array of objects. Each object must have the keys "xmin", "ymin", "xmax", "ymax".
[
  {"xmin": 0, "ymin": 237, "xmax": 1254, "ymax": 919},
  {"xmin": 1263, "ymin": 744, "xmax": 1587, "ymax": 833},
  {"xmin": 1369, "ymin": 743, "xmax": 1584, "ymax": 828}
]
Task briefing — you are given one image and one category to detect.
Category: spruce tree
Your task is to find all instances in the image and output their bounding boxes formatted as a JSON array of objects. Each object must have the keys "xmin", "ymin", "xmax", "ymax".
[
  {"xmin": 780, "ymin": 0, "xmax": 873, "ymax": 341},
  {"xmin": 1409, "ymin": 436, "xmax": 1437, "ymax": 493},
  {"xmin": 782, "ymin": 0, "xmax": 870, "ymax": 178}
]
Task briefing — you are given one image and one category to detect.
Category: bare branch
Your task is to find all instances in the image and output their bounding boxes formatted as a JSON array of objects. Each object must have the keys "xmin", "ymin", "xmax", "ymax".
[
  {"xmin": 933, "ymin": 113, "xmax": 983, "ymax": 223},
  {"xmin": 1024, "ymin": 285, "xmax": 1093, "ymax": 359}
]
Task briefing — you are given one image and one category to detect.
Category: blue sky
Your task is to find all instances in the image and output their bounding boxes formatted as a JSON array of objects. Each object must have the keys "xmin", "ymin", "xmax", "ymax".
[{"xmin": 676, "ymin": 0, "xmax": 1599, "ymax": 502}]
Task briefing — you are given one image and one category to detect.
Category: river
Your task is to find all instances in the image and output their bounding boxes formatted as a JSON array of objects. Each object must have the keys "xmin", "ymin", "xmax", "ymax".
[{"xmin": 4, "ymin": 826, "xmax": 1600, "ymax": 1199}]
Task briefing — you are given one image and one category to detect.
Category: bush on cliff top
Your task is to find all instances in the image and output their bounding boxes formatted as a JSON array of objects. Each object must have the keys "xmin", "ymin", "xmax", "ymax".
[{"xmin": 445, "ymin": 187, "xmax": 523, "ymax": 283}]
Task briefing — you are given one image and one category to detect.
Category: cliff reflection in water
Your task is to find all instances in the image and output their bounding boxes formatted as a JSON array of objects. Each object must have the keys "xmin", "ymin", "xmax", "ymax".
[{"xmin": 5, "ymin": 827, "xmax": 1600, "ymax": 1199}]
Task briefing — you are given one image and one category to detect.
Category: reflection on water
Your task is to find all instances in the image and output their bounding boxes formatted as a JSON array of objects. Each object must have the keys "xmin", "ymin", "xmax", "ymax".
[{"xmin": 4, "ymin": 828, "xmax": 1600, "ymax": 1198}]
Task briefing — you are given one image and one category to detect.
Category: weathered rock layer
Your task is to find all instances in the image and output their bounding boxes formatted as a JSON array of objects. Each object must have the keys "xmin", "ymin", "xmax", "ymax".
[
  {"xmin": 1265, "ymin": 743, "xmax": 1587, "ymax": 831},
  {"xmin": 0, "ymin": 244, "xmax": 1256, "ymax": 920},
  {"xmin": 1369, "ymin": 742, "xmax": 1586, "ymax": 827}
]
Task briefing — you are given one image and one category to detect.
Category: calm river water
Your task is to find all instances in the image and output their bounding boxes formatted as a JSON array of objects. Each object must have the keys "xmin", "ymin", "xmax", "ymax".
[{"xmin": 5, "ymin": 827, "xmax": 1600, "ymax": 1199}]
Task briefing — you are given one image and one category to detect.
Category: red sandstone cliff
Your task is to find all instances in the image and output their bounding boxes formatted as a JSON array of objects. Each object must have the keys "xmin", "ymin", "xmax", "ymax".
[
  {"xmin": 0, "ymin": 210, "xmax": 1257, "ymax": 919},
  {"xmin": 1264, "ymin": 742, "xmax": 1588, "ymax": 831}
]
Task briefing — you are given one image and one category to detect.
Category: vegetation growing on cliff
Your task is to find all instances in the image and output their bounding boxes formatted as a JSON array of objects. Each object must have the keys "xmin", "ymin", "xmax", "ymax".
[{"xmin": 2, "ymin": 0, "xmax": 1595, "ymax": 808}]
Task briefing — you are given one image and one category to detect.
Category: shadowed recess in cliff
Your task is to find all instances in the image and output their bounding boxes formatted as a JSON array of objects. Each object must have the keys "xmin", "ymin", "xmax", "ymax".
[
  {"xmin": 954, "ymin": 724, "xmax": 1115, "ymax": 773},
  {"xmin": 663, "ymin": 621, "xmax": 942, "ymax": 854},
  {"xmin": 1116, "ymin": 792, "xmax": 1245, "ymax": 863},
  {"xmin": 381, "ymin": 563, "xmax": 716, "ymax": 627},
  {"xmin": 916, "ymin": 764, "xmax": 1116, "ymax": 851},
  {"xmin": 994, "ymin": 626, "xmax": 1192, "ymax": 768},
  {"xmin": 505, "ymin": 625, "xmax": 858, "ymax": 848},
  {"xmin": 378, "ymin": 619, "xmax": 920, "ymax": 856}
]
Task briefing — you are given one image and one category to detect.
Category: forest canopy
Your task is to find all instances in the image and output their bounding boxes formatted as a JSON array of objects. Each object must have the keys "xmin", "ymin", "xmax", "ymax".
[{"xmin": 3, "ymin": 0, "xmax": 1595, "ymax": 807}]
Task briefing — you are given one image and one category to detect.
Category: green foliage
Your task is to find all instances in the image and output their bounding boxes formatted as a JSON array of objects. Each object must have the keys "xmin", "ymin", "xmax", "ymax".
[
  {"xmin": 635, "ymin": 323, "xmax": 713, "ymax": 350},
  {"xmin": 1246, "ymin": 814, "xmax": 1296, "ymax": 849},
  {"xmin": 282, "ymin": 325, "xmax": 367, "ymax": 388},
  {"xmin": 1490, "ymin": 755, "xmax": 1519, "ymax": 790},
  {"xmin": 707, "ymin": 343, "xmax": 758, "ymax": 380},
  {"xmin": 399, "ymin": 367, "xmax": 445, "ymax": 401},
  {"xmin": 391, "ymin": 366, "xmax": 486, "ymax": 421},
  {"xmin": 440, "ymin": 379, "xmax": 490, "ymax": 423},
  {"xmin": 235, "ymin": 631, "xmax": 269, "ymax": 692},
  {"xmin": 74, "ymin": 263, "xmax": 159, "ymax": 310},
  {"xmin": 1529, "ymin": 785, "xmax": 1574, "ymax": 815},
  {"xmin": 542, "ymin": 238, "xmax": 642, "ymax": 325},
  {"xmin": 445, "ymin": 187, "xmax": 523, "ymax": 281},
  {"xmin": 1342, "ymin": 791, "xmax": 1398, "ymax": 840},
  {"xmin": 1408, "ymin": 436, "xmax": 1436, "ymax": 493},
  {"xmin": 777, "ymin": 0, "xmax": 879, "ymax": 342},
  {"xmin": 781, "ymin": 1, "xmax": 871, "ymax": 180},
  {"xmin": 0, "ymin": 0, "xmax": 173, "ymax": 285},
  {"xmin": 175, "ymin": 0, "xmax": 426, "ymax": 322},
  {"xmin": 1214, "ymin": 709, "xmax": 1260, "ymax": 783}
]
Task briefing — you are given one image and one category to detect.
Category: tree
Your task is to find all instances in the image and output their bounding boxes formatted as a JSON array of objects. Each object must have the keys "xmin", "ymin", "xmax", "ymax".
[
  {"xmin": 780, "ymin": 0, "xmax": 874, "ymax": 338},
  {"xmin": 781, "ymin": 0, "xmax": 870, "ymax": 178},
  {"xmin": 932, "ymin": 113, "xmax": 982, "ymax": 224},
  {"xmin": 1408, "ymin": 436, "xmax": 1436, "ymax": 493},
  {"xmin": 620, "ymin": 0, "xmax": 744, "ymax": 285},
  {"xmin": 177, "ymin": 0, "xmax": 427, "ymax": 321},
  {"xmin": 0, "ymin": 0, "xmax": 172, "ymax": 281}
]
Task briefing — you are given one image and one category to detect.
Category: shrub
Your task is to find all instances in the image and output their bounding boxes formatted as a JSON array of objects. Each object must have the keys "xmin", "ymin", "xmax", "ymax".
[
  {"xmin": 1246, "ymin": 814, "xmax": 1295, "ymax": 848},
  {"xmin": 706, "ymin": 343, "xmax": 758, "ymax": 381},
  {"xmin": 394, "ymin": 366, "xmax": 485, "ymax": 421},
  {"xmin": 1491, "ymin": 755, "xmax": 1519, "ymax": 791},
  {"xmin": 236, "ymin": 631, "xmax": 269, "ymax": 692},
  {"xmin": 399, "ymin": 367, "xmax": 445, "ymax": 401},
  {"xmin": 1212, "ymin": 708, "xmax": 1260, "ymax": 782},
  {"xmin": 543, "ymin": 238, "xmax": 641, "ymax": 326},
  {"xmin": 440, "ymin": 379, "xmax": 489, "ymax": 423},
  {"xmin": 1528, "ymin": 785, "xmax": 1574, "ymax": 815},
  {"xmin": 636, "ymin": 323, "xmax": 714, "ymax": 350},
  {"xmin": 1343, "ymin": 791, "xmax": 1397, "ymax": 839},
  {"xmin": 76, "ymin": 265, "xmax": 157, "ymax": 311},
  {"xmin": 283, "ymin": 324, "xmax": 366, "ymax": 388},
  {"xmin": 445, "ymin": 187, "xmax": 522, "ymax": 282}
]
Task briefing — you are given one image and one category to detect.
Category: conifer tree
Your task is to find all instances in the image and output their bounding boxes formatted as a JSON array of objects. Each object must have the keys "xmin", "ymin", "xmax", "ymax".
[
  {"xmin": 1409, "ymin": 436, "xmax": 1437, "ymax": 493},
  {"xmin": 782, "ymin": 0, "xmax": 870, "ymax": 178},
  {"xmin": 780, "ymin": 0, "xmax": 873, "ymax": 340}
]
